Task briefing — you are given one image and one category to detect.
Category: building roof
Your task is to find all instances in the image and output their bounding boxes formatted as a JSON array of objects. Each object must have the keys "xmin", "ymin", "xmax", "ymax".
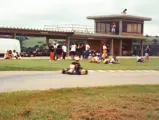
[
  {"xmin": 73, "ymin": 32, "xmax": 147, "ymax": 40},
  {"xmin": 87, "ymin": 14, "xmax": 152, "ymax": 21}
]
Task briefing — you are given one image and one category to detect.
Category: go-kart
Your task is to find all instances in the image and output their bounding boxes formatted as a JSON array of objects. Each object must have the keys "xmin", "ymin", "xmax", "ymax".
[{"xmin": 62, "ymin": 64, "xmax": 88, "ymax": 75}]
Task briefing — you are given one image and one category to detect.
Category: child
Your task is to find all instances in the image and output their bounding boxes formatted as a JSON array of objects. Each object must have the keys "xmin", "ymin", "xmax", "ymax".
[
  {"xmin": 136, "ymin": 55, "xmax": 144, "ymax": 63},
  {"xmin": 110, "ymin": 56, "xmax": 120, "ymax": 64},
  {"xmin": 90, "ymin": 55, "xmax": 101, "ymax": 64},
  {"xmin": 103, "ymin": 56, "xmax": 110, "ymax": 64}
]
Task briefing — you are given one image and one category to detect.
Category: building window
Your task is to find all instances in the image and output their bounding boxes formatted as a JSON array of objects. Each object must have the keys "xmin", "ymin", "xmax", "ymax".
[
  {"xmin": 132, "ymin": 24, "xmax": 137, "ymax": 32},
  {"xmin": 97, "ymin": 23, "xmax": 101, "ymax": 32},
  {"xmin": 101, "ymin": 23, "xmax": 105, "ymax": 33},
  {"xmin": 127, "ymin": 24, "xmax": 142, "ymax": 33},
  {"xmin": 106, "ymin": 24, "xmax": 110, "ymax": 33},
  {"xmin": 127, "ymin": 24, "xmax": 132, "ymax": 32},
  {"xmin": 137, "ymin": 24, "xmax": 141, "ymax": 33}
]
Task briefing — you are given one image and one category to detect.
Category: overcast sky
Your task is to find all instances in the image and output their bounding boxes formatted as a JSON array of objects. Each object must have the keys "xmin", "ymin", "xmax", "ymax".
[{"xmin": 0, "ymin": 0, "xmax": 158, "ymax": 35}]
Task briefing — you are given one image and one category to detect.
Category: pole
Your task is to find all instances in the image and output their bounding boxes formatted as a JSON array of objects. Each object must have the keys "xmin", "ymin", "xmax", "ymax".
[
  {"xmin": 119, "ymin": 39, "xmax": 122, "ymax": 56},
  {"xmin": 111, "ymin": 39, "xmax": 114, "ymax": 56}
]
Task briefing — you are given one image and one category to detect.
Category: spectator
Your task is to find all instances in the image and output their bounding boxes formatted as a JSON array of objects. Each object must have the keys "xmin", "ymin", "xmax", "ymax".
[
  {"xmin": 4, "ymin": 50, "xmax": 13, "ymax": 59},
  {"xmin": 48, "ymin": 43, "xmax": 54, "ymax": 61},
  {"xmin": 110, "ymin": 56, "xmax": 120, "ymax": 64},
  {"xmin": 81, "ymin": 44, "xmax": 85, "ymax": 59},
  {"xmin": 8, "ymin": 50, "xmax": 13, "ymax": 59},
  {"xmin": 57, "ymin": 43, "xmax": 62, "ymax": 60},
  {"xmin": 85, "ymin": 43, "xmax": 90, "ymax": 59},
  {"xmin": 13, "ymin": 50, "xmax": 18, "ymax": 59},
  {"xmin": 53, "ymin": 42, "xmax": 59, "ymax": 60},
  {"xmin": 90, "ymin": 54, "xmax": 101, "ymax": 64},
  {"xmin": 62, "ymin": 43, "xmax": 67, "ymax": 60},
  {"xmin": 70, "ymin": 43, "xmax": 77, "ymax": 60},
  {"xmin": 111, "ymin": 22, "xmax": 116, "ymax": 33},
  {"xmin": 16, "ymin": 52, "xmax": 22, "ymax": 60},
  {"xmin": 76, "ymin": 43, "xmax": 80, "ymax": 57},
  {"xmin": 103, "ymin": 56, "xmax": 110, "ymax": 64},
  {"xmin": 145, "ymin": 45, "xmax": 150, "ymax": 61},
  {"xmin": 103, "ymin": 44, "xmax": 107, "ymax": 57},
  {"xmin": 136, "ymin": 55, "xmax": 144, "ymax": 63},
  {"xmin": 77, "ymin": 43, "xmax": 83, "ymax": 59},
  {"xmin": 4, "ymin": 50, "xmax": 10, "ymax": 59}
]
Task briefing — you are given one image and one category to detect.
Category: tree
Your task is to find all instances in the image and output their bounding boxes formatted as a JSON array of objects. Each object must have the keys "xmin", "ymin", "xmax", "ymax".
[
  {"xmin": 16, "ymin": 36, "xmax": 28, "ymax": 51},
  {"xmin": 152, "ymin": 39, "xmax": 158, "ymax": 45}
]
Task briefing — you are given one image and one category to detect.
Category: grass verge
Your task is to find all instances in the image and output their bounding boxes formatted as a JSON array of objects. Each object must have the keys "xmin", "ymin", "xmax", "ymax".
[
  {"xmin": 0, "ymin": 85, "xmax": 159, "ymax": 120},
  {"xmin": 0, "ymin": 58, "xmax": 159, "ymax": 71}
]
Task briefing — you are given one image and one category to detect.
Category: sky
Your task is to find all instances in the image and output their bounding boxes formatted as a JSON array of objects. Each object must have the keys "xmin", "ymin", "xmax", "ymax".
[{"xmin": 0, "ymin": 0, "xmax": 159, "ymax": 36}]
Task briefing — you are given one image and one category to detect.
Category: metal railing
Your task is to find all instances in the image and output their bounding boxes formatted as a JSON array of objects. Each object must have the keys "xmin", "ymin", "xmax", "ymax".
[{"xmin": 44, "ymin": 24, "xmax": 95, "ymax": 33}]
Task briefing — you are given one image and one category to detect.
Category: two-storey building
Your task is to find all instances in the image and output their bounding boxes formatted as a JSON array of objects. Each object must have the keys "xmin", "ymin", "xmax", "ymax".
[{"xmin": 71, "ymin": 14, "xmax": 152, "ymax": 56}]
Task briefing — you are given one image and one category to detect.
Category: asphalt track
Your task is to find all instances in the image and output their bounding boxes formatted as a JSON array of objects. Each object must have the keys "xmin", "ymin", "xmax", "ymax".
[{"xmin": 0, "ymin": 70, "xmax": 159, "ymax": 93}]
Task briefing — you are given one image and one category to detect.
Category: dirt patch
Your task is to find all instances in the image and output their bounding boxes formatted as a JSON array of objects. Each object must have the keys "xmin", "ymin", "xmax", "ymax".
[{"xmin": 69, "ymin": 107, "xmax": 145, "ymax": 120}]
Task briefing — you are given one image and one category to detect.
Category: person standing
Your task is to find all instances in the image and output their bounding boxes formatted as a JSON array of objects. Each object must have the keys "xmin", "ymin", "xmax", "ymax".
[
  {"xmin": 62, "ymin": 43, "xmax": 67, "ymax": 60},
  {"xmin": 145, "ymin": 45, "xmax": 150, "ymax": 61},
  {"xmin": 57, "ymin": 43, "xmax": 62, "ymax": 60},
  {"xmin": 53, "ymin": 42, "xmax": 58, "ymax": 60},
  {"xmin": 48, "ymin": 43, "xmax": 54, "ymax": 61},
  {"xmin": 81, "ymin": 44, "xmax": 85, "ymax": 59},
  {"xmin": 111, "ymin": 22, "xmax": 116, "ymax": 33},
  {"xmin": 85, "ymin": 43, "xmax": 90, "ymax": 59},
  {"xmin": 70, "ymin": 43, "xmax": 76, "ymax": 60},
  {"xmin": 103, "ymin": 44, "xmax": 107, "ymax": 57},
  {"xmin": 78, "ymin": 43, "xmax": 83, "ymax": 59}
]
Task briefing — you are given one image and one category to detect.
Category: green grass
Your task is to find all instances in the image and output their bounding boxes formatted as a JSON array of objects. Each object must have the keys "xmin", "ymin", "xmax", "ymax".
[
  {"xmin": 0, "ymin": 59, "xmax": 159, "ymax": 71},
  {"xmin": 0, "ymin": 85, "xmax": 159, "ymax": 120}
]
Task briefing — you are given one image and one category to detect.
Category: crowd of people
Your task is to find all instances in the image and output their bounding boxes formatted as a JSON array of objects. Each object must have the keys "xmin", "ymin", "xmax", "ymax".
[
  {"xmin": 48, "ymin": 42, "xmax": 151, "ymax": 64},
  {"xmin": 47, "ymin": 41, "xmax": 120, "ymax": 64},
  {"xmin": 48, "ymin": 42, "xmax": 91, "ymax": 61},
  {"xmin": 3, "ymin": 42, "xmax": 151, "ymax": 65},
  {"xmin": 4, "ymin": 50, "xmax": 22, "ymax": 60}
]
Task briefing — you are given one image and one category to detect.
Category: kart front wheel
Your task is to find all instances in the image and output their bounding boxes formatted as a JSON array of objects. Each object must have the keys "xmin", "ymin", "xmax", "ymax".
[{"xmin": 85, "ymin": 70, "xmax": 88, "ymax": 75}]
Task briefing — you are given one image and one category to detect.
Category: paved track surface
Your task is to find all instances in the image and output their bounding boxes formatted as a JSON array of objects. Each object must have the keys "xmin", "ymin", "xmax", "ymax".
[{"xmin": 0, "ymin": 70, "xmax": 159, "ymax": 93}]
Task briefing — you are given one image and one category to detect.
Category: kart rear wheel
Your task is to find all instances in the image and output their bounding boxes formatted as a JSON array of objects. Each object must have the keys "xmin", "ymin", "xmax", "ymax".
[{"xmin": 62, "ymin": 69, "xmax": 66, "ymax": 74}]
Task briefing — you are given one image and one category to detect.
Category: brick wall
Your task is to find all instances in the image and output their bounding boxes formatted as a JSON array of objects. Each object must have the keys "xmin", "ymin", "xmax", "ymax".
[
  {"xmin": 87, "ymin": 40, "xmax": 101, "ymax": 52},
  {"xmin": 113, "ymin": 40, "xmax": 120, "ymax": 56}
]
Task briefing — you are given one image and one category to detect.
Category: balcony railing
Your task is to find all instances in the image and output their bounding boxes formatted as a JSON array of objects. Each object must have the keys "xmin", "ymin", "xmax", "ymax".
[{"xmin": 44, "ymin": 24, "xmax": 95, "ymax": 33}]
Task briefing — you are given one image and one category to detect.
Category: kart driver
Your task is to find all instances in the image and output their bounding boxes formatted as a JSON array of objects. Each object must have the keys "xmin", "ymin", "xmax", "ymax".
[{"xmin": 71, "ymin": 57, "xmax": 82, "ymax": 74}]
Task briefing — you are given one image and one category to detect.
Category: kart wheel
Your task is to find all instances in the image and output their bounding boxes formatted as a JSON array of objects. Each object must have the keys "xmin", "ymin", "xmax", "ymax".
[
  {"xmin": 85, "ymin": 70, "xmax": 88, "ymax": 75},
  {"xmin": 78, "ymin": 72, "xmax": 81, "ymax": 75},
  {"xmin": 62, "ymin": 69, "xmax": 66, "ymax": 74},
  {"xmin": 72, "ymin": 71, "xmax": 76, "ymax": 75}
]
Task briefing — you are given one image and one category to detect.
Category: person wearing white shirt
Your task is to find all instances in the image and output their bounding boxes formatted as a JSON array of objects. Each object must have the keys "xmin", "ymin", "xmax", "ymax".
[
  {"xmin": 70, "ymin": 43, "xmax": 77, "ymax": 60},
  {"xmin": 13, "ymin": 50, "xmax": 18, "ymax": 59},
  {"xmin": 110, "ymin": 56, "xmax": 120, "ymax": 64},
  {"xmin": 85, "ymin": 44, "xmax": 90, "ymax": 51},
  {"xmin": 85, "ymin": 43, "xmax": 90, "ymax": 59},
  {"xmin": 62, "ymin": 43, "xmax": 67, "ymax": 60},
  {"xmin": 136, "ymin": 55, "xmax": 144, "ymax": 62}
]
